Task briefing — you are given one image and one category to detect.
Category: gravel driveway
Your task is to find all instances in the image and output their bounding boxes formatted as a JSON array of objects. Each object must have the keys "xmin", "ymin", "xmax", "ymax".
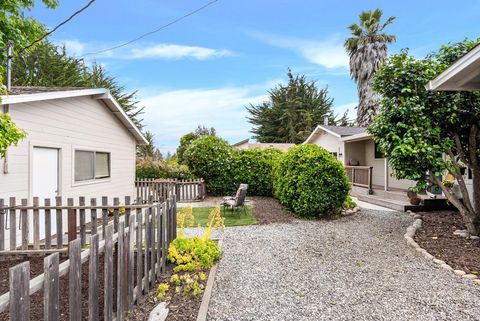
[{"xmin": 207, "ymin": 209, "xmax": 480, "ymax": 321}]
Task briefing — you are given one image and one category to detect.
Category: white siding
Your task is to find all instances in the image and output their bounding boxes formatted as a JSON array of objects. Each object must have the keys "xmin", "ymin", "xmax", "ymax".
[
  {"xmin": 308, "ymin": 131, "xmax": 344, "ymax": 162},
  {"xmin": 0, "ymin": 96, "xmax": 137, "ymax": 201}
]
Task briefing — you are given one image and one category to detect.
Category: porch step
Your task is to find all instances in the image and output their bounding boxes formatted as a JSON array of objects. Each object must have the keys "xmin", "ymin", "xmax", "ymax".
[
  {"xmin": 351, "ymin": 185, "xmax": 410, "ymax": 202},
  {"xmin": 356, "ymin": 194, "xmax": 423, "ymax": 212}
]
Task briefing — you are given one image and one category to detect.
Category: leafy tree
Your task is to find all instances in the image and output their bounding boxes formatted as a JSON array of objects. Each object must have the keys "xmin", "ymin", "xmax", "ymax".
[
  {"xmin": 137, "ymin": 130, "xmax": 162, "ymax": 160},
  {"xmin": 247, "ymin": 70, "xmax": 337, "ymax": 144},
  {"xmin": 11, "ymin": 41, "xmax": 144, "ymax": 128},
  {"xmin": 0, "ymin": 0, "xmax": 58, "ymax": 85},
  {"xmin": 369, "ymin": 39, "xmax": 480, "ymax": 235},
  {"xmin": 344, "ymin": 8, "xmax": 395, "ymax": 126},
  {"xmin": 176, "ymin": 125, "xmax": 217, "ymax": 164},
  {"xmin": 195, "ymin": 125, "xmax": 216, "ymax": 137},
  {"xmin": 0, "ymin": 113, "xmax": 26, "ymax": 158}
]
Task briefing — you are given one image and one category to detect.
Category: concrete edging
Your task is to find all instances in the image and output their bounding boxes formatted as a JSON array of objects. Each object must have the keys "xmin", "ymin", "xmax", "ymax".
[
  {"xmin": 196, "ymin": 238, "xmax": 224, "ymax": 321},
  {"xmin": 404, "ymin": 212, "xmax": 480, "ymax": 286}
]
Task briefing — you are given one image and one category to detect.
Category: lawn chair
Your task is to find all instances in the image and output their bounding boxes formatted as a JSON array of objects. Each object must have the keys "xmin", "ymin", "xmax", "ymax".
[{"xmin": 221, "ymin": 184, "xmax": 248, "ymax": 215}]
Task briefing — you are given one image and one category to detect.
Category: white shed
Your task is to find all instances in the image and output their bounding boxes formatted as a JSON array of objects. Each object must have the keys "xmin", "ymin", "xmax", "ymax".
[{"xmin": 0, "ymin": 87, "xmax": 147, "ymax": 201}]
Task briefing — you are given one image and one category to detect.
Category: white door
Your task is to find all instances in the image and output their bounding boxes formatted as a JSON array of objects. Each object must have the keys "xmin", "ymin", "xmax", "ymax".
[
  {"xmin": 33, "ymin": 147, "xmax": 59, "ymax": 199},
  {"xmin": 32, "ymin": 147, "xmax": 60, "ymax": 242}
]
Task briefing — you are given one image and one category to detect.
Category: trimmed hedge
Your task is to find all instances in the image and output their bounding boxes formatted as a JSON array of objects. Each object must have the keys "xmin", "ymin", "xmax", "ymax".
[
  {"xmin": 231, "ymin": 148, "xmax": 282, "ymax": 196},
  {"xmin": 136, "ymin": 159, "xmax": 193, "ymax": 180},
  {"xmin": 183, "ymin": 135, "xmax": 235, "ymax": 195},
  {"xmin": 273, "ymin": 144, "xmax": 350, "ymax": 218}
]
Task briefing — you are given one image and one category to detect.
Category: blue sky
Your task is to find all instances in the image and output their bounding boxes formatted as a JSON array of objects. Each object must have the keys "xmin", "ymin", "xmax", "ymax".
[{"xmin": 30, "ymin": 0, "xmax": 480, "ymax": 153}]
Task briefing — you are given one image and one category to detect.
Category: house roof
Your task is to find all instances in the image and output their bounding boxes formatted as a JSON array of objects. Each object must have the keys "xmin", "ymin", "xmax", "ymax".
[
  {"xmin": 1, "ymin": 87, "xmax": 148, "ymax": 145},
  {"xmin": 427, "ymin": 43, "xmax": 480, "ymax": 91},
  {"xmin": 304, "ymin": 125, "xmax": 367, "ymax": 144},
  {"xmin": 232, "ymin": 138, "xmax": 250, "ymax": 146}
]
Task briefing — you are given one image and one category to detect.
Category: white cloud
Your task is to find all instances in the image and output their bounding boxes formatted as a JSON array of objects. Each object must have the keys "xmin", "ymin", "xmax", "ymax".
[
  {"xmin": 60, "ymin": 39, "xmax": 86, "ymax": 57},
  {"xmin": 252, "ymin": 33, "xmax": 349, "ymax": 69},
  {"xmin": 58, "ymin": 39, "xmax": 233, "ymax": 61},
  {"xmin": 130, "ymin": 44, "xmax": 233, "ymax": 60},
  {"xmin": 333, "ymin": 102, "xmax": 357, "ymax": 120},
  {"xmin": 139, "ymin": 85, "xmax": 270, "ymax": 154}
]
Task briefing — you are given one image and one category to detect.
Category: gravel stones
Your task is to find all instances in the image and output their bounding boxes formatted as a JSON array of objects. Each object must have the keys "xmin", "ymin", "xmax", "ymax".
[{"xmin": 207, "ymin": 210, "xmax": 480, "ymax": 321}]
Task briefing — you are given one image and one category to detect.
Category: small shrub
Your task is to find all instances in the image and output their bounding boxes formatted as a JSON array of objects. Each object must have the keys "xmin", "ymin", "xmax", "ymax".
[
  {"xmin": 156, "ymin": 283, "xmax": 170, "ymax": 300},
  {"xmin": 183, "ymin": 135, "xmax": 234, "ymax": 195},
  {"xmin": 343, "ymin": 196, "xmax": 357, "ymax": 209},
  {"xmin": 273, "ymin": 144, "xmax": 350, "ymax": 218},
  {"xmin": 231, "ymin": 148, "xmax": 283, "ymax": 196}
]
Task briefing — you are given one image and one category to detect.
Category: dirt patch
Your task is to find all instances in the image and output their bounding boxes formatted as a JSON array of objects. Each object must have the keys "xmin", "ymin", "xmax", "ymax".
[
  {"xmin": 125, "ymin": 265, "xmax": 206, "ymax": 321},
  {"xmin": 249, "ymin": 196, "xmax": 295, "ymax": 224},
  {"xmin": 414, "ymin": 211, "xmax": 480, "ymax": 274}
]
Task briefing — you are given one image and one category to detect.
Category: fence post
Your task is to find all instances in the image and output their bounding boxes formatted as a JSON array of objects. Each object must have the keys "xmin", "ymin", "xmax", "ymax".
[
  {"xmin": 114, "ymin": 198, "xmax": 120, "ymax": 233},
  {"xmin": 89, "ymin": 234, "xmax": 99, "ymax": 321},
  {"xmin": 67, "ymin": 198, "xmax": 77, "ymax": 243},
  {"xmin": 69, "ymin": 239, "xmax": 82, "ymax": 321},
  {"xmin": 125, "ymin": 196, "xmax": 131, "ymax": 227},
  {"xmin": 102, "ymin": 197, "xmax": 108, "ymax": 239},
  {"xmin": 9, "ymin": 261, "xmax": 30, "ymax": 321},
  {"xmin": 90, "ymin": 198, "xmax": 97, "ymax": 236},
  {"xmin": 45, "ymin": 198, "xmax": 51, "ymax": 249},
  {"xmin": 156, "ymin": 203, "xmax": 162, "ymax": 279},
  {"xmin": 143, "ymin": 207, "xmax": 150, "ymax": 293},
  {"xmin": 117, "ymin": 221, "xmax": 125, "ymax": 321},
  {"xmin": 9, "ymin": 197, "xmax": 16, "ymax": 250},
  {"xmin": 44, "ymin": 253, "xmax": 59, "ymax": 321},
  {"xmin": 21, "ymin": 198, "xmax": 28, "ymax": 250},
  {"xmin": 56, "ymin": 197, "xmax": 63, "ymax": 249},
  {"xmin": 136, "ymin": 203, "xmax": 143, "ymax": 299},
  {"xmin": 33, "ymin": 197, "xmax": 40, "ymax": 250},
  {"xmin": 79, "ymin": 197, "xmax": 86, "ymax": 247},
  {"xmin": 127, "ymin": 213, "xmax": 135, "ymax": 310},
  {"xmin": 104, "ymin": 224, "xmax": 113, "ymax": 321}
]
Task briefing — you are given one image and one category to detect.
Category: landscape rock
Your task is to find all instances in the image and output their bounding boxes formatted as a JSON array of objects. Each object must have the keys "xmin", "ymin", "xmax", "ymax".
[
  {"xmin": 148, "ymin": 302, "xmax": 169, "ymax": 321},
  {"xmin": 454, "ymin": 270, "xmax": 466, "ymax": 276}
]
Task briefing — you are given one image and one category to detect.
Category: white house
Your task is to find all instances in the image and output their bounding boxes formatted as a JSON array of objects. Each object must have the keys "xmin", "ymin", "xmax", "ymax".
[
  {"xmin": 232, "ymin": 138, "xmax": 295, "ymax": 152},
  {"xmin": 304, "ymin": 125, "xmax": 416, "ymax": 193},
  {"xmin": 0, "ymin": 87, "xmax": 148, "ymax": 201}
]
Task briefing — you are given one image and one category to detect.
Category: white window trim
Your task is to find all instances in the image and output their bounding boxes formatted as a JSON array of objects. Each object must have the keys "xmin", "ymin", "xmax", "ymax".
[{"xmin": 72, "ymin": 147, "xmax": 112, "ymax": 187}]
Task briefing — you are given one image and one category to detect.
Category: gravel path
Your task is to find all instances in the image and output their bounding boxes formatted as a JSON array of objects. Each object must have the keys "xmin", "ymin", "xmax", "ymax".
[{"xmin": 207, "ymin": 209, "xmax": 480, "ymax": 321}]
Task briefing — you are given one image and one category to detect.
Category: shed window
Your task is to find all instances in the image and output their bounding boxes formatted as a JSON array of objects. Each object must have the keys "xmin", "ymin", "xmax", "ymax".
[
  {"xmin": 374, "ymin": 142, "xmax": 384, "ymax": 159},
  {"xmin": 75, "ymin": 150, "xmax": 110, "ymax": 182}
]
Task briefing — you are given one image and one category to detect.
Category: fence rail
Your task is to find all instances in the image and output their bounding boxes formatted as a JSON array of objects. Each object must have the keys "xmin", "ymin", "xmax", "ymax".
[
  {"xmin": 0, "ymin": 197, "xmax": 177, "ymax": 320},
  {"xmin": 135, "ymin": 178, "xmax": 206, "ymax": 203},
  {"xmin": 345, "ymin": 166, "xmax": 373, "ymax": 194}
]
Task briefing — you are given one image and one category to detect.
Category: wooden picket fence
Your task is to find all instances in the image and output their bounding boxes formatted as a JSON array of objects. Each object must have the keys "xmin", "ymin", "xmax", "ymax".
[
  {"xmin": 0, "ymin": 197, "xmax": 177, "ymax": 320},
  {"xmin": 135, "ymin": 178, "xmax": 206, "ymax": 203}
]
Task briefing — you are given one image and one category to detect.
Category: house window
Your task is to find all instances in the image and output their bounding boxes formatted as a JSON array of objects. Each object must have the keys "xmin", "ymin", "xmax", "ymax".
[
  {"xmin": 75, "ymin": 150, "xmax": 110, "ymax": 182},
  {"xmin": 374, "ymin": 142, "xmax": 384, "ymax": 159}
]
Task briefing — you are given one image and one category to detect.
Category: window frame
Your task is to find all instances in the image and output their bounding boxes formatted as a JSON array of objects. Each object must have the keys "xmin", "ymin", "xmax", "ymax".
[
  {"xmin": 374, "ymin": 142, "xmax": 385, "ymax": 159},
  {"xmin": 73, "ymin": 148, "xmax": 111, "ymax": 185}
]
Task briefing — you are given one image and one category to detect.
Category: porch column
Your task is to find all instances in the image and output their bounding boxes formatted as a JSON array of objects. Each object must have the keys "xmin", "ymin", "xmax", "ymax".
[{"xmin": 384, "ymin": 158, "xmax": 389, "ymax": 191}]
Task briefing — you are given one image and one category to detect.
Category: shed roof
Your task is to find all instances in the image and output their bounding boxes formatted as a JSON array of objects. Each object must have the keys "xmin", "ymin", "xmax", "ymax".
[
  {"xmin": 303, "ymin": 125, "xmax": 368, "ymax": 144},
  {"xmin": 1, "ymin": 87, "xmax": 148, "ymax": 145}
]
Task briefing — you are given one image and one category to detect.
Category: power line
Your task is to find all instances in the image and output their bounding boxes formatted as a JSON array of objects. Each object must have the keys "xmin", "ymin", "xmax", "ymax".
[
  {"xmin": 17, "ymin": 0, "xmax": 97, "ymax": 55},
  {"xmin": 82, "ymin": 0, "xmax": 219, "ymax": 57}
]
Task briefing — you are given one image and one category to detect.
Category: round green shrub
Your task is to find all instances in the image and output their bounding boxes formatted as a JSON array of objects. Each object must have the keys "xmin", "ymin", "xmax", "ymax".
[
  {"xmin": 183, "ymin": 135, "xmax": 234, "ymax": 195},
  {"xmin": 231, "ymin": 148, "xmax": 283, "ymax": 196},
  {"xmin": 273, "ymin": 144, "xmax": 350, "ymax": 218}
]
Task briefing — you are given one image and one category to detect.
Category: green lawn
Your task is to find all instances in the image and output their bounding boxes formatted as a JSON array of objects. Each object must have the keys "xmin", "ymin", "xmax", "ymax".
[{"xmin": 178, "ymin": 206, "xmax": 257, "ymax": 227}]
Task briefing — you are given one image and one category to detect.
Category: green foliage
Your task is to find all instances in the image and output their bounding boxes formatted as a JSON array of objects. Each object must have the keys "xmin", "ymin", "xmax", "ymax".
[
  {"xmin": 0, "ymin": 113, "xmax": 26, "ymax": 158},
  {"xmin": 273, "ymin": 144, "xmax": 350, "ymax": 218},
  {"xmin": 183, "ymin": 135, "xmax": 234, "ymax": 195},
  {"xmin": 231, "ymin": 148, "xmax": 283, "ymax": 196},
  {"xmin": 137, "ymin": 130, "xmax": 162, "ymax": 160},
  {"xmin": 156, "ymin": 283, "xmax": 169, "ymax": 300},
  {"xmin": 176, "ymin": 125, "xmax": 216, "ymax": 164},
  {"xmin": 247, "ymin": 69, "xmax": 346, "ymax": 144},
  {"xmin": 176, "ymin": 132, "xmax": 197, "ymax": 164},
  {"xmin": 168, "ymin": 236, "xmax": 221, "ymax": 272},
  {"xmin": 369, "ymin": 40, "xmax": 480, "ymax": 191},
  {"xmin": 0, "ymin": 0, "xmax": 58, "ymax": 84},
  {"xmin": 135, "ymin": 158, "xmax": 192, "ymax": 180},
  {"xmin": 178, "ymin": 206, "xmax": 257, "ymax": 227},
  {"xmin": 11, "ymin": 41, "xmax": 144, "ymax": 128},
  {"xmin": 343, "ymin": 195, "xmax": 357, "ymax": 209}
]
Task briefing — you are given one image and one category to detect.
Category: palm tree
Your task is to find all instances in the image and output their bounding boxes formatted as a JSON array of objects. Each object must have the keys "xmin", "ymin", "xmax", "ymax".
[{"xmin": 345, "ymin": 9, "xmax": 396, "ymax": 126}]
